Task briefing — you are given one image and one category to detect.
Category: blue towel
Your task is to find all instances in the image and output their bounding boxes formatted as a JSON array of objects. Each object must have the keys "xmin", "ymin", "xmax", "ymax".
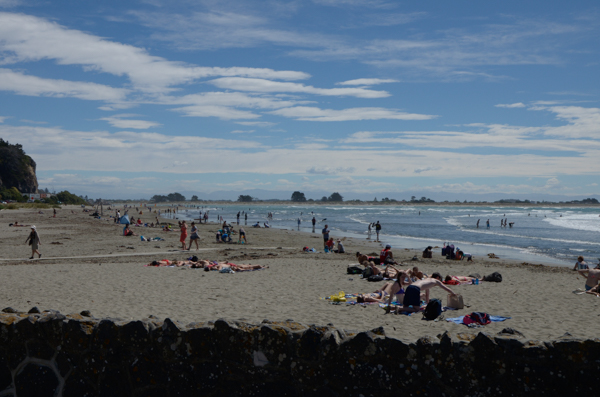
[{"xmin": 446, "ymin": 315, "xmax": 511, "ymax": 324}]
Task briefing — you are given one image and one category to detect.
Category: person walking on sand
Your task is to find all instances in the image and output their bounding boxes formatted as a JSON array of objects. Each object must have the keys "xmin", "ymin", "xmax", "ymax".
[
  {"xmin": 53, "ymin": 208, "xmax": 56, "ymax": 218},
  {"xmin": 25, "ymin": 226, "xmax": 41, "ymax": 259},
  {"xmin": 375, "ymin": 221, "xmax": 382, "ymax": 242},
  {"xmin": 179, "ymin": 221, "xmax": 188, "ymax": 250},
  {"xmin": 238, "ymin": 227, "xmax": 247, "ymax": 244},
  {"xmin": 188, "ymin": 222, "xmax": 200, "ymax": 250}
]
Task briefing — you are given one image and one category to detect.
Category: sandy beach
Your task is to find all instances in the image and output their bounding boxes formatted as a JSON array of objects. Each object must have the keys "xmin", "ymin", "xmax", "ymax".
[{"xmin": 0, "ymin": 205, "xmax": 598, "ymax": 343}]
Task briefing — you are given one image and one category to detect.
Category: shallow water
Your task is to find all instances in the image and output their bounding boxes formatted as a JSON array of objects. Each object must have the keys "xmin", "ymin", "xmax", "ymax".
[{"xmin": 170, "ymin": 204, "xmax": 600, "ymax": 267}]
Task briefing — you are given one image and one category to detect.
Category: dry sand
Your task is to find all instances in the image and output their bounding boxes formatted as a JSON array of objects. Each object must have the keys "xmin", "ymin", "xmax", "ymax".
[{"xmin": 0, "ymin": 205, "xmax": 598, "ymax": 343}]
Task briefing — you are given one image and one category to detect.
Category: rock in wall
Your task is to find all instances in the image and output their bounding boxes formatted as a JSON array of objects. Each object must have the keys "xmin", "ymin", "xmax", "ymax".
[{"xmin": 0, "ymin": 308, "xmax": 598, "ymax": 396}]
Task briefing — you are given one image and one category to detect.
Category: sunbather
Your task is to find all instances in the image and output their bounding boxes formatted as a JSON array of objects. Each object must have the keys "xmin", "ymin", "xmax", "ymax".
[
  {"xmin": 578, "ymin": 263, "xmax": 600, "ymax": 291},
  {"xmin": 385, "ymin": 271, "xmax": 412, "ymax": 307},
  {"xmin": 585, "ymin": 283, "xmax": 600, "ymax": 297},
  {"xmin": 204, "ymin": 262, "xmax": 267, "ymax": 272},
  {"xmin": 444, "ymin": 275, "xmax": 479, "ymax": 284},
  {"xmin": 357, "ymin": 281, "xmax": 398, "ymax": 303},
  {"xmin": 390, "ymin": 277, "xmax": 456, "ymax": 314}
]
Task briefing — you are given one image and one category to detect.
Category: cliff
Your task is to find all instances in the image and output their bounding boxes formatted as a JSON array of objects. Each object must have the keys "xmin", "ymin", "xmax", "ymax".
[{"xmin": 0, "ymin": 139, "xmax": 38, "ymax": 194}]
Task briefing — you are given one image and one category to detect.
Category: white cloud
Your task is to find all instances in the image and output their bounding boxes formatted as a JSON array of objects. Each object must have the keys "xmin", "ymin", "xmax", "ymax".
[
  {"xmin": 0, "ymin": 68, "xmax": 129, "ymax": 101},
  {"xmin": 99, "ymin": 115, "xmax": 161, "ymax": 130},
  {"xmin": 0, "ymin": 12, "xmax": 310, "ymax": 95},
  {"xmin": 495, "ymin": 102, "xmax": 526, "ymax": 108},
  {"xmin": 306, "ymin": 166, "xmax": 355, "ymax": 175},
  {"xmin": 0, "ymin": 116, "xmax": 5, "ymax": 123},
  {"xmin": 336, "ymin": 78, "xmax": 399, "ymax": 86},
  {"xmin": 209, "ymin": 77, "xmax": 390, "ymax": 98},
  {"xmin": 230, "ymin": 129, "xmax": 254, "ymax": 134},
  {"xmin": 270, "ymin": 106, "xmax": 436, "ymax": 121},
  {"xmin": 235, "ymin": 121, "xmax": 276, "ymax": 127}
]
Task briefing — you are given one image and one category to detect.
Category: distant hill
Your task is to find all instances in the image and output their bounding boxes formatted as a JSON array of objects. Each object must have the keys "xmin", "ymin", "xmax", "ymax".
[{"xmin": 0, "ymin": 139, "xmax": 38, "ymax": 194}]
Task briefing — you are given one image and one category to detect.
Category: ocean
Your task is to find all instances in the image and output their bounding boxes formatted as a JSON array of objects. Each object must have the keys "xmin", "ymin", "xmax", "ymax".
[{"xmin": 169, "ymin": 204, "xmax": 600, "ymax": 267}]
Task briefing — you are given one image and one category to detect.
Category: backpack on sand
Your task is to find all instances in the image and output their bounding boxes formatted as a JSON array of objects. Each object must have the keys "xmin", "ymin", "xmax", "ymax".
[
  {"xmin": 423, "ymin": 299, "xmax": 442, "ymax": 320},
  {"xmin": 347, "ymin": 266, "xmax": 363, "ymax": 275},
  {"xmin": 367, "ymin": 274, "xmax": 384, "ymax": 282},
  {"xmin": 483, "ymin": 272, "xmax": 502, "ymax": 282},
  {"xmin": 362, "ymin": 267, "xmax": 374, "ymax": 278}
]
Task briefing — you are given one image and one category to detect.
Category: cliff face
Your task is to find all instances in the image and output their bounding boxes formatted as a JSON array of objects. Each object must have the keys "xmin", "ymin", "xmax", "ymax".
[{"xmin": 0, "ymin": 139, "xmax": 38, "ymax": 194}]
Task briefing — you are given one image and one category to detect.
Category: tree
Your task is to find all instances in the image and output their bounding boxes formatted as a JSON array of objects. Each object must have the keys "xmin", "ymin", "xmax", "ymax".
[
  {"xmin": 151, "ymin": 195, "xmax": 168, "ymax": 203},
  {"xmin": 237, "ymin": 195, "xmax": 253, "ymax": 202},
  {"xmin": 191, "ymin": 195, "xmax": 199, "ymax": 201},
  {"xmin": 411, "ymin": 196, "xmax": 416, "ymax": 202},
  {"xmin": 291, "ymin": 191, "xmax": 307, "ymax": 202},
  {"xmin": 167, "ymin": 192, "xmax": 185, "ymax": 202},
  {"xmin": 321, "ymin": 196, "xmax": 328, "ymax": 202},
  {"xmin": 328, "ymin": 192, "xmax": 343, "ymax": 202}
]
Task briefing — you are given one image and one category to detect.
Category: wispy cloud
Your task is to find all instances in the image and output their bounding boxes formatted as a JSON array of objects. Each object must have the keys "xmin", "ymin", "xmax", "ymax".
[
  {"xmin": 0, "ymin": 12, "xmax": 310, "ymax": 95},
  {"xmin": 336, "ymin": 78, "xmax": 399, "ymax": 86},
  {"xmin": 99, "ymin": 114, "xmax": 161, "ymax": 129},
  {"xmin": 495, "ymin": 102, "xmax": 526, "ymax": 108},
  {"xmin": 270, "ymin": 106, "xmax": 436, "ymax": 121},
  {"xmin": 0, "ymin": 68, "xmax": 129, "ymax": 101},
  {"xmin": 209, "ymin": 77, "xmax": 390, "ymax": 98}
]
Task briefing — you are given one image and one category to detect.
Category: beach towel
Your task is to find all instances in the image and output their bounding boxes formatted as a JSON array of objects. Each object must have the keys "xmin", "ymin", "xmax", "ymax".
[{"xmin": 445, "ymin": 315, "xmax": 511, "ymax": 325}]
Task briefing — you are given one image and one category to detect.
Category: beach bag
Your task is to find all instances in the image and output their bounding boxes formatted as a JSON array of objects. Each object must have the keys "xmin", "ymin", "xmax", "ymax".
[
  {"xmin": 447, "ymin": 294, "xmax": 464, "ymax": 309},
  {"xmin": 483, "ymin": 272, "xmax": 502, "ymax": 282},
  {"xmin": 463, "ymin": 312, "xmax": 491, "ymax": 326},
  {"xmin": 423, "ymin": 299, "xmax": 442, "ymax": 320},
  {"xmin": 347, "ymin": 266, "xmax": 363, "ymax": 275},
  {"xmin": 367, "ymin": 274, "xmax": 384, "ymax": 282},
  {"xmin": 362, "ymin": 267, "xmax": 374, "ymax": 278}
]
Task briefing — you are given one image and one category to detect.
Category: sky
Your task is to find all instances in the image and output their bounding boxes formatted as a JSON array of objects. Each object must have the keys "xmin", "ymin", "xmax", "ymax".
[{"xmin": 1, "ymin": 0, "xmax": 600, "ymax": 200}]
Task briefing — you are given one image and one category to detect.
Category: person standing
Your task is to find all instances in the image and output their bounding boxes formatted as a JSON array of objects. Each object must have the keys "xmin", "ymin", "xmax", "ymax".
[
  {"xmin": 25, "ymin": 226, "xmax": 41, "ymax": 259},
  {"xmin": 375, "ymin": 221, "xmax": 382, "ymax": 242},
  {"xmin": 297, "ymin": 217, "xmax": 301, "ymax": 230},
  {"xmin": 368, "ymin": 223, "xmax": 372, "ymax": 238},
  {"xmin": 312, "ymin": 216, "xmax": 316, "ymax": 232},
  {"xmin": 53, "ymin": 208, "xmax": 57, "ymax": 218},
  {"xmin": 322, "ymin": 224, "xmax": 330, "ymax": 249},
  {"xmin": 476, "ymin": 219, "xmax": 480, "ymax": 228},
  {"xmin": 188, "ymin": 222, "xmax": 200, "ymax": 250},
  {"xmin": 244, "ymin": 213, "xmax": 247, "ymax": 225},
  {"xmin": 179, "ymin": 221, "xmax": 188, "ymax": 250},
  {"xmin": 237, "ymin": 212, "xmax": 240, "ymax": 225},
  {"xmin": 486, "ymin": 219, "xmax": 490, "ymax": 229},
  {"xmin": 238, "ymin": 227, "xmax": 247, "ymax": 244}
]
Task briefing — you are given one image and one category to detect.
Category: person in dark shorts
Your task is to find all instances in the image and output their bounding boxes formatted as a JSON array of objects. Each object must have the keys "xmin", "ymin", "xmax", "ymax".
[{"xmin": 391, "ymin": 277, "xmax": 456, "ymax": 314}]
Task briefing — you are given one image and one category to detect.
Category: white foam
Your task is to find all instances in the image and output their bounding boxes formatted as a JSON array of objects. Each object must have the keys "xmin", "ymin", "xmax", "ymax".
[{"xmin": 544, "ymin": 214, "xmax": 600, "ymax": 233}]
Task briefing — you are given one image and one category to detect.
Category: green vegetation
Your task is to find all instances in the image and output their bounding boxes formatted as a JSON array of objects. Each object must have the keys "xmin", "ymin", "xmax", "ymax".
[
  {"xmin": 0, "ymin": 186, "xmax": 27, "ymax": 202},
  {"xmin": 237, "ymin": 195, "xmax": 254, "ymax": 202},
  {"xmin": 291, "ymin": 191, "xmax": 307, "ymax": 202},
  {"xmin": 45, "ymin": 191, "xmax": 87, "ymax": 205},
  {"xmin": 150, "ymin": 192, "xmax": 186, "ymax": 202}
]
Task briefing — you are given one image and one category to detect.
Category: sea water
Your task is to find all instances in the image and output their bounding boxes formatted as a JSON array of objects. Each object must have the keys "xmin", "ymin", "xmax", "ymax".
[{"xmin": 170, "ymin": 204, "xmax": 600, "ymax": 267}]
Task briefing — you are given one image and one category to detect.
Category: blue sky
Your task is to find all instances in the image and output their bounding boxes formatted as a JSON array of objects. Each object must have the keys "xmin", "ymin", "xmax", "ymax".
[{"xmin": 1, "ymin": 0, "xmax": 599, "ymax": 200}]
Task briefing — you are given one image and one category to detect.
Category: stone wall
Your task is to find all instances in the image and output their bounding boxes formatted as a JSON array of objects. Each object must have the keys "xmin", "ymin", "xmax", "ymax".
[{"xmin": 0, "ymin": 308, "xmax": 598, "ymax": 396}]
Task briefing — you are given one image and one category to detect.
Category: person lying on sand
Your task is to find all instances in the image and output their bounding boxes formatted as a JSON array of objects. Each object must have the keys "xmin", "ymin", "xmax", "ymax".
[
  {"xmin": 444, "ymin": 275, "xmax": 479, "ymax": 284},
  {"xmin": 9, "ymin": 221, "xmax": 29, "ymax": 227},
  {"xmin": 204, "ymin": 262, "xmax": 268, "ymax": 272},
  {"xmin": 357, "ymin": 281, "xmax": 399, "ymax": 303},
  {"xmin": 388, "ymin": 277, "xmax": 456, "ymax": 314}
]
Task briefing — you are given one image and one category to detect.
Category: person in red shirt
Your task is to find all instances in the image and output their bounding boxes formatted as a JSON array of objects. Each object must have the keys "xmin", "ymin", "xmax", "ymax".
[
  {"xmin": 325, "ymin": 237, "xmax": 335, "ymax": 252},
  {"xmin": 380, "ymin": 244, "xmax": 394, "ymax": 264}
]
